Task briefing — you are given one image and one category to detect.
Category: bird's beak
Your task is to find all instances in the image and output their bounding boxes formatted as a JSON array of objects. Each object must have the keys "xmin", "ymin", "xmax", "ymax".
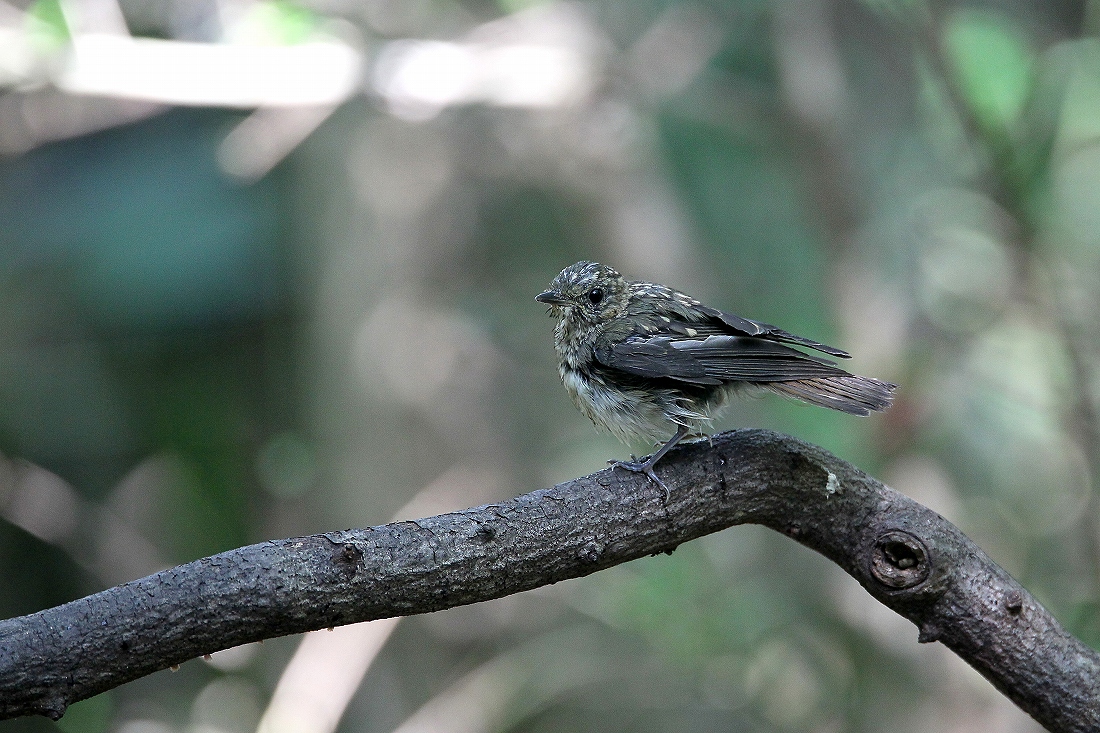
[{"xmin": 535, "ymin": 290, "xmax": 568, "ymax": 306}]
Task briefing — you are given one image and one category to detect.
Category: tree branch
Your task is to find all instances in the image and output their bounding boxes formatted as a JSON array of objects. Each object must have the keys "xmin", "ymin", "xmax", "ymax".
[{"xmin": 1, "ymin": 429, "xmax": 1097, "ymax": 730}]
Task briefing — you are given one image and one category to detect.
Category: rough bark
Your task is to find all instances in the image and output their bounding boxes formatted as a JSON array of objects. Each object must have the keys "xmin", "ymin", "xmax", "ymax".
[{"xmin": 0, "ymin": 429, "xmax": 1096, "ymax": 730}]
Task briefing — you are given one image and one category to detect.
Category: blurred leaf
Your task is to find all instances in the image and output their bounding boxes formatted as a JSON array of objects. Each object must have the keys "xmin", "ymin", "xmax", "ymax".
[
  {"xmin": 237, "ymin": 1, "xmax": 321, "ymax": 45},
  {"xmin": 496, "ymin": 0, "xmax": 553, "ymax": 14},
  {"xmin": 25, "ymin": 0, "xmax": 69, "ymax": 54},
  {"xmin": 944, "ymin": 10, "xmax": 1035, "ymax": 137}
]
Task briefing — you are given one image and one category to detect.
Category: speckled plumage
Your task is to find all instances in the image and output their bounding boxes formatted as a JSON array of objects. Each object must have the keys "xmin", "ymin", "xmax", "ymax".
[{"xmin": 536, "ymin": 261, "xmax": 896, "ymax": 493}]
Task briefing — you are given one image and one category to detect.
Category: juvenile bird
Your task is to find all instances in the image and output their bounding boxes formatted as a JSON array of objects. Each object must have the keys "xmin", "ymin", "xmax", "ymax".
[{"xmin": 536, "ymin": 261, "xmax": 896, "ymax": 496}]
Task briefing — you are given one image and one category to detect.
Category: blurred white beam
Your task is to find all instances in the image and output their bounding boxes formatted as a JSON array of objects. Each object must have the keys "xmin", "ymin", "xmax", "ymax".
[
  {"xmin": 58, "ymin": 34, "xmax": 362, "ymax": 107},
  {"xmin": 372, "ymin": 2, "xmax": 603, "ymax": 120},
  {"xmin": 389, "ymin": 627, "xmax": 609, "ymax": 733},
  {"xmin": 218, "ymin": 104, "xmax": 338, "ymax": 180},
  {"xmin": 0, "ymin": 88, "xmax": 163, "ymax": 156},
  {"xmin": 774, "ymin": 0, "xmax": 848, "ymax": 129},
  {"xmin": 0, "ymin": 1, "xmax": 23, "ymax": 26},
  {"xmin": 256, "ymin": 618, "xmax": 402, "ymax": 733},
  {"xmin": 373, "ymin": 40, "xmax": 591, "ymax": 120},
  {"xmin": 60, "ymin": 0, "xmax": 130, "ymax": 36},
  {"xmin": 253, "ymin": 465, "xmax": 507, "ymax": 733},
  {"xmin": 628, "ymin": 3, "xmax": 726, "ymax": 98}
]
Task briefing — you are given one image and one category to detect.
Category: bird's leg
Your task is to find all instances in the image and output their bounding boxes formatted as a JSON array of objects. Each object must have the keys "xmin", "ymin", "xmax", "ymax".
[{"xmin": 609, "ymin": 424, "xmax": 690, "ymax": 500}]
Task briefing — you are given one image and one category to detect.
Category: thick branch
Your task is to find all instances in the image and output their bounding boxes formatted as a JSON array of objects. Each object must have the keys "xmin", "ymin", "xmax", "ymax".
[{"xmin": 1, "ymin": 429, "xmax": 1096, "ymax": 730}]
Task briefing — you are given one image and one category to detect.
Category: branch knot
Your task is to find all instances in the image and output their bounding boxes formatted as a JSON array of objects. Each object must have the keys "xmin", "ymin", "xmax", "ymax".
[{"xmin": 870, "ymin": 530, "xmax": 930, "ymax": 590}]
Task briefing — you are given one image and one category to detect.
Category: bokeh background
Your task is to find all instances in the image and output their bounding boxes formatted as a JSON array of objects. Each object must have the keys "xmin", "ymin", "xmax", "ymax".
[{"xmin": 2, "ymin": 0, "xmax": 1098, "ymax": 731}]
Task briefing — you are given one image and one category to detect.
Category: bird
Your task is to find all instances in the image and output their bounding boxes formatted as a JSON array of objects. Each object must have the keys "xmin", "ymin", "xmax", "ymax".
[{"xmin": 536, "ymin": 261, "xmax": 896, "ymax": 497}]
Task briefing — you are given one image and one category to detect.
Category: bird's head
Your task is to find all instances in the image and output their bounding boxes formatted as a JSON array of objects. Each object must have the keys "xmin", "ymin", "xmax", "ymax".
[{"xmin": 536, "ymin": 261, "xmax": 630, "ymax": 325}]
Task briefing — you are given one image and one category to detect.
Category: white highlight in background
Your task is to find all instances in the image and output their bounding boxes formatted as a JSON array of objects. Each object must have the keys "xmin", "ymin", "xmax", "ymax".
[
  {"xmin": 373, "ymin": 40, "xmax": 592, "ymax": 120},
  {"xmin": 59, "ymin": 34, "xmax": 362, "ymax": 107}
]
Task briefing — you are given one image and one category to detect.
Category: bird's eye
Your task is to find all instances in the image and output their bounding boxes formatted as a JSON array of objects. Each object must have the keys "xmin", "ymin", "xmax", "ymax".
[{"xmin": 587, "ymin": 288, "xmax": 604, "ymax": 305}]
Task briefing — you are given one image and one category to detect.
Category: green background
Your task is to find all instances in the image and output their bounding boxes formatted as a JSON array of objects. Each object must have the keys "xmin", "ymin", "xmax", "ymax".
[{"xmin": 3, "ymin": 0, "xmax": 1098, "ymax": 731}]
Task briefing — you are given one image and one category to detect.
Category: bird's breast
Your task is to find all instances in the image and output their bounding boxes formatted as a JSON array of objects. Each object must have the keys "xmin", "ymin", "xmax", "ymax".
[{"xmin": 560, "ymin": 363, "xmax": 630, "ymax": 437}]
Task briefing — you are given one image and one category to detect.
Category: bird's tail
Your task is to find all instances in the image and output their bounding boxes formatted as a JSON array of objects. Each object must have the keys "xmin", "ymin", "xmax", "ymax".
[{"xmin": 762, "ymin": 375, "xmax": 897, "ymax": 416}]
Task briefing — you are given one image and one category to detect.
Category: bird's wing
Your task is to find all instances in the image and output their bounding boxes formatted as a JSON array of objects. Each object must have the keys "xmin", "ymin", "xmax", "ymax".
[
  {"xmin": 595, "ymin": 336, "xmax": 722, "ymax": 385},
  {"xmin": 695, "ymin": 305, "xmax": 851, "ymax": 358},
  {"xmin": 596, "ymin": 334, "xmax": 850, "ymax": 385}
]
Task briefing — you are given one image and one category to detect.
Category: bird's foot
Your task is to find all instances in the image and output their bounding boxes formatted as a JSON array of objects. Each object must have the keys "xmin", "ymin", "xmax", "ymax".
[{"xmin": 608, "ymin": 458, "xmax": 670, "ymax": 501}]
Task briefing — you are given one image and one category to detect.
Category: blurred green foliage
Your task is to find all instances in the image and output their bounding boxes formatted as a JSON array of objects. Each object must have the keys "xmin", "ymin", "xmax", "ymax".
[
  {"xmin": 24, "ymin": 0, "xmax": 69, "ymax": 52},
  {"xmin": 2, "ymin": 0, "xmax": 1099, "ymax": 732},
  {"xmin": 945, "ymin": 10, "xmax": 1034, "ymax": 136}
]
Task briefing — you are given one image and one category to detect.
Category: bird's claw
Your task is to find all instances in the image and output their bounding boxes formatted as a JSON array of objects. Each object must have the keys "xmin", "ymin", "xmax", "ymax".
[{"xmin": 610, "ymin": 459, "xmax": 670, "ymax": 502}]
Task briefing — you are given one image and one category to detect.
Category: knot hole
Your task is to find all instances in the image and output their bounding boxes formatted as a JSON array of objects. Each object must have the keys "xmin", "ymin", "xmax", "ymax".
[{"xmin": 870, "ymin": 530, "xmax": 930, "ymax": 589}]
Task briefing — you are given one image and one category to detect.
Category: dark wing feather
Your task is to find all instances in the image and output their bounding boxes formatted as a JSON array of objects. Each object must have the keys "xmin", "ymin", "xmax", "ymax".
[
  {"xmin": 672, "ymin": 335, "xmax": 847, "ymax": 380},
  {"xmin": 695, "ymin": 305, "xmax": 851, "ymax": 358},
  {"xmin": 597, "ymin": 334, "xmax": 849, "ymax": 385},
  {"xmin": 595, "ymin": 338, "xmax": 721, "ymax": 385}
]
